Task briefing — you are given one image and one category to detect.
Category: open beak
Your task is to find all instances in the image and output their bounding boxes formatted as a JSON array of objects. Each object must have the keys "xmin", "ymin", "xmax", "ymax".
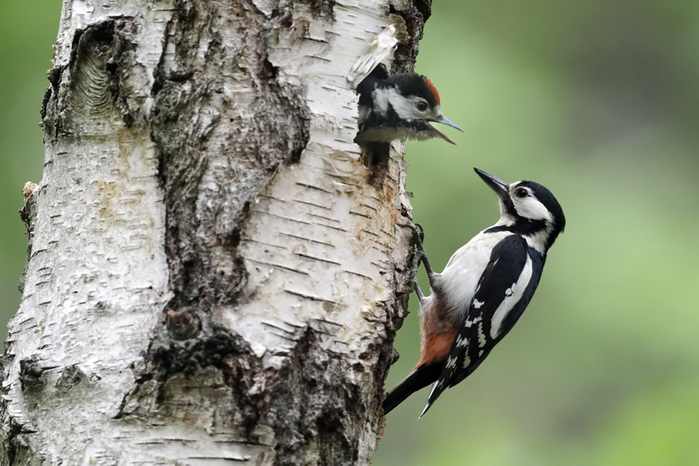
[
  {"xmin": 474, "ymin": 168, "xmax": 509, "ymax": 201},
  {"xmin": 429, "ymin": 114, "xmax": 464, "ymax": 145}
]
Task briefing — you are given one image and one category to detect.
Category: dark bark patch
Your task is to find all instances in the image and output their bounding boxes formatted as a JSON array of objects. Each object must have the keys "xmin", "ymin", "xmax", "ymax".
[
  {"xmin": 17, "ymin": 189, "xmax": 39, "ymax": 294},
  {"xmin": 123, "ymin": 312, "xmax": 258, "ymax": 420},
  {"xmin": 18, "ymin": 356, "xmax": 53, "ymax": 391},
  {"xmin": 70, "ymin": 21, "xmax": 117, "ymax": 114},
  {"xmin": 55, "ymin": 365, "xmax": 87, "ymax": 391},
  {"xmin": 166, "ymin": 307, "xmax": 201, "ymax": 340},
  {"xmin": 2, "ymin": 415, "xmax": 36, "ymax": 465},
  {"xmin": 151, "ymin": 1, "xmax": 310, "ymax": 309},
  {"xmin": 40, "ymin": 67, "xmax": 62, "ymax": 122},
  {"xmin": 45, "ymin": 18, "xmax": 142, "ymax": 135},
  {"xmin": 264, "ymin": 328, "xmax": 365, "ymax": 466},
  {"xmin": 389, "ymin": 0, "xmax": 432, "ymax": 74},
  {"xmin": 300, "ymin": 0, "xmax": 336, "ymax": 20},
  {"xmin": 145, "ymin": 307, "xmax": 257, "ymax": 380},
  {"xmin": 359, "ymin": 142, "xmax": 391, "ymax": 189}
]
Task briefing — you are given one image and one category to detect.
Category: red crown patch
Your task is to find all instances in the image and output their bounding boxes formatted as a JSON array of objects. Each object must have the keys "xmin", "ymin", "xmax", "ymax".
[{"xmin": 422, "ymin": 77, "xmax": 440, "ymax": 104}]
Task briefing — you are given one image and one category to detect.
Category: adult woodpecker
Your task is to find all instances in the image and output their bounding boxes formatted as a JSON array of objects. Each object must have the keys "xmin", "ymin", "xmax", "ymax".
[
  {"xmin": 355, "ymin": 66, "xmax": 463, "ymax": 146},
  {"xmin": 383, "ymin": 168, "xmax": 566, "ymax": 417}
]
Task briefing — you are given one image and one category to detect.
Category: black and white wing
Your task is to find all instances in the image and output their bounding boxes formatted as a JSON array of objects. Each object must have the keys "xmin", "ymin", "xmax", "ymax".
[
  {"xmin": 356, "ymin": 65, "xmax": 389, "ymax": 128},
  {"xmin": 420, "ymin": 234, "xmax": 544, "ymax": 417}
]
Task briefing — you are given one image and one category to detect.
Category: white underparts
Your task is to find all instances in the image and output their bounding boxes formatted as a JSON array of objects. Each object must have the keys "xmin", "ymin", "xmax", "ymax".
[{"xmin": 437, "ymin": 230, "xmax": 513, "ymax": 321}]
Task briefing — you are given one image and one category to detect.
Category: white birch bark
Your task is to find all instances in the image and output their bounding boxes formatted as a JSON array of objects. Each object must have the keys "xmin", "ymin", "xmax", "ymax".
[{"xmin": 1, "ymin": 0, "xmax": 431, "ymax": 464}]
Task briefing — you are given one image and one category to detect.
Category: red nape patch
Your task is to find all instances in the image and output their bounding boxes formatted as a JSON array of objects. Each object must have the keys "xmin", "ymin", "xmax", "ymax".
[{"xmin": 422, "ymin": 77, "xmax": 440, "ymax": 104}]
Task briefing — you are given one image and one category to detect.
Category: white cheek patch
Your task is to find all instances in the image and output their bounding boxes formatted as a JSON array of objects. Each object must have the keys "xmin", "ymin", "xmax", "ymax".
[
  {"xmin": 408, "ymin": 98, "xmax": 440, "ymax": 119},
  {"xmin": 513, "ymin": 196, "xmax": 553, "ymax": 222},
  {"xmin": 381, "ymin": 87, "xmax": 421, "ymax": 120},
  {"xmin": 372, "ymin": 87, "xmax": 392, "ymax": 115}
]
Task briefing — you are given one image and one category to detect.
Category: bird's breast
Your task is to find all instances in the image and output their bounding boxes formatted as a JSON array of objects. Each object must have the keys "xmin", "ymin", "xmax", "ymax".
[{"xmin": 434, "ymin": 230, "xmax": 514, "ymax": 321}]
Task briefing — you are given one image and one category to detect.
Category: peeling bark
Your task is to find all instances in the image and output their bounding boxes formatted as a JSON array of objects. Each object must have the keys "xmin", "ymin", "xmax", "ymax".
[{"xmin": 1, "ymin": 1, "xmax": 429, "ymax": 464}]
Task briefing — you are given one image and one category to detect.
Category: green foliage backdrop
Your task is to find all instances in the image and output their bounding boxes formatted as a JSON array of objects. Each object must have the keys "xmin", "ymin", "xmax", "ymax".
[
  {"xmin": 2, "ymin": 1, "xmax": 698, "ymax": 464},
  {"xmin": 0, "ymin": 2, "xmax": 62, "ymax": 329}
]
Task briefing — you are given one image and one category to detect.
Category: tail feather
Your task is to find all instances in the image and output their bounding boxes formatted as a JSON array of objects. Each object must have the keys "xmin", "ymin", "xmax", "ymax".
[{"xmin": 382, "ymin": 363, "xmax": 443, "ymax": 415}]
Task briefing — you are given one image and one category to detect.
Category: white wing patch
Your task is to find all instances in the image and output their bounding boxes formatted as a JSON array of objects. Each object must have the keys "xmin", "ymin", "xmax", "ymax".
[
  {"xmin": 464, "ymin": 316, "xmax": 481, "ymax": 327},
  {"xmin": 489, "ymin": 255, "xmax": 533, "ymax": 339},
  {"xmin": 473, "ymin": 299, "xmax": 484, "ymax": 309},
  {"xmin": 477, "ymin": 320, "xmax": 487, "ymax": 348},
  {"xmin": 455, "ymin": 333, "xmax": 469, "ymax": 348}
]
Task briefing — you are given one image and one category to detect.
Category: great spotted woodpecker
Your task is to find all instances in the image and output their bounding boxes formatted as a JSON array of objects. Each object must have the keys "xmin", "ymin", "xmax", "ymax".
[
  {"xmin": 384, "ymin": 168, "xmax": 566, "ymax": 417},
  {"xmin": 355, "ymin": 66, "xmax": 463, "ymax": 146}
]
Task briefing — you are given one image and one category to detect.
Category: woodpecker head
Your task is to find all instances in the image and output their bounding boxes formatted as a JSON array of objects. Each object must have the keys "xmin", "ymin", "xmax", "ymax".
[
  {"xmin": 356, "ymin": 73, "xmax": 463, "ymax": 145},
  {"xmin": 475, "ymin": 167, "xmax": 566, "ymax": 252}
]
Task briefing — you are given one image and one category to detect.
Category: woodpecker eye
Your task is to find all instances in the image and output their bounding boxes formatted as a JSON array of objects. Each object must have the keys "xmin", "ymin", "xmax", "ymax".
[
  {"xmin": 515, "ymin": 187, "xmax": 529, "ymax": 198},
  {"xmin": 415, "ymin": 101, "xmax": 429, "ymax": 112}
]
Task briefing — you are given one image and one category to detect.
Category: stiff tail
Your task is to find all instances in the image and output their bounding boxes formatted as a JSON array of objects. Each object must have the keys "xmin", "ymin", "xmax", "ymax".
[{"xmin": 382, "ymin": 363, "xmax": 443, "ymax": 415}]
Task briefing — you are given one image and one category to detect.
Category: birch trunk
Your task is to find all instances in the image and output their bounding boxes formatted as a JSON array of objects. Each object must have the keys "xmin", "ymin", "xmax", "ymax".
[{"xmin": 1, "ymin": 0, "xmax": 430, "ymax": 464}]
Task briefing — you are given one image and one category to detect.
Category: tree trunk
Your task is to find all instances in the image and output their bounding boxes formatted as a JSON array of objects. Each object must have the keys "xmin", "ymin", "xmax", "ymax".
[{"xmin": 1, "ymin": 0, "xmax": 430, "ymax": 464}]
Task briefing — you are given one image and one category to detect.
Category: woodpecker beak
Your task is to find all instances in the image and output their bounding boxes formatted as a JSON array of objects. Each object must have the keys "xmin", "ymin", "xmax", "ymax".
[
  {"xmin": 429, "ymin": 114, "xmax": 464, "ymax": 145},
  {"xmin": 474, "ymin": 168, "xmax": 509, "ymax": 200}
]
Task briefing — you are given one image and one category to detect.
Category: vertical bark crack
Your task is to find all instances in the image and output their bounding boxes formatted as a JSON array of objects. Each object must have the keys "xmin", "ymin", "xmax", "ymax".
[{"xmin": 151, "ymin": 1, "xmax": 311, "ymax": 310}]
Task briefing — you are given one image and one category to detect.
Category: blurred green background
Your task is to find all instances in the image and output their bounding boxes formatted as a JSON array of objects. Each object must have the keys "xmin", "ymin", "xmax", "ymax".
[
  {"xmin": 2, "ymin": 1, "xmax": 698, "ymax": 464},
  {"xmin": 378, "ymin": 1, "xmax": 699, "ymax": 465},
  {"xmin": 0, "ymin": 1, "xmax": 62, "ymax": 320}
]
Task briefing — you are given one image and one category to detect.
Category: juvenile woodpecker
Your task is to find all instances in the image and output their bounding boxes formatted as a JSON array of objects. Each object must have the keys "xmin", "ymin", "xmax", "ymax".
[
  {"xmin": 355, "ymin": 66, "xmax": 463, "ymax": 145},
  {"xmin": 383, "ymin": 168, "xmax": 566, "ymax": 417}
]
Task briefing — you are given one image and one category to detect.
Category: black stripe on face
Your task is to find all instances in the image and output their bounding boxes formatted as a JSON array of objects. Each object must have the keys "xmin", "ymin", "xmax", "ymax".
[
  {"xmin": 501, "ymin": 196, "xmax": 519, "ymax": 220},
  {"xmin": 516, "ymin": 181, "xmax": 566, "ymax": 233}
]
